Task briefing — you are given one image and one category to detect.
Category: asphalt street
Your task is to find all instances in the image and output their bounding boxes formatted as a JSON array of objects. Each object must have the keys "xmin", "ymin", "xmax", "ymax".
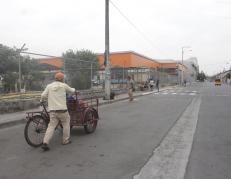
[
  {"xmin": 0, "ymin": 82, "xmax": 230, "ymax": 179},
  {"xmin": 185, "ymin": 83, "xmax": 231, "ymax": 179}
]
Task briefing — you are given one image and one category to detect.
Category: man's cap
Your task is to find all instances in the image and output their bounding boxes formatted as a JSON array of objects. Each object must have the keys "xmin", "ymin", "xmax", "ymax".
[{"xmin": 55, "ymin": 72, "xmax": 64, "ymax": 81}]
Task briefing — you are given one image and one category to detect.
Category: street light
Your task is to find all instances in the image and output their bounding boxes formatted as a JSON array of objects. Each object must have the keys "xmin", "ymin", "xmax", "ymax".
[{"xmin": 181, "ymin": 46, "xmax": 191, "ymax": 85}]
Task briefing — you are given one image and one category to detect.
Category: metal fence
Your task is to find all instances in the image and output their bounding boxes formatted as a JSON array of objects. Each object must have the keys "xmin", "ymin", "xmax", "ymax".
[
  {"xmin": 0, "ymin": 51, "xmax": 180, "ymax": 113},
  {"xmin": 0, "ymin": 59, "xmax": 180, "ymax": 93}
]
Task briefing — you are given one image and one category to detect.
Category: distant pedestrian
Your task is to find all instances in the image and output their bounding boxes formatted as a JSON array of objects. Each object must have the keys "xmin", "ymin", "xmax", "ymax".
[
  {"xmin": 149, "ymin": 80, "xmax": 154, "ymax": 91},
  {"xmin": 184, "ymin": 79, "xmax": 187, "ymax": 87},
  {"xmin": 127, "ymin": 76, "xmax": 134, "ymax": 101},
  {"xmin": 156, "ymin": 79, "xmax": 159, "ymax": 92},
  {"xmin": 40, "ymin": 72, "xmax": 76, "ymax": 151}
]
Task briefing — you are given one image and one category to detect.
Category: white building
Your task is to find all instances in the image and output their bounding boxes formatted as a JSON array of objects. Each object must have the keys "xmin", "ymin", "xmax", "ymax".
[{"xmin": 183, "ymin": 57, "xmax": 199, "ymax": 82}]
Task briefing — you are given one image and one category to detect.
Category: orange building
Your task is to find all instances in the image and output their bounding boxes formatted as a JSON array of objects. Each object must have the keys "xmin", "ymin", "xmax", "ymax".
[
  {"xmin": 37, "ymin": 51, "xmax": 186, "ymax": 84},
  {"xmin": 97, "ymin": 51, "xmax": 159, "ymax": 69},
  {"xmin": 37, "ymin": 51, "xmax": 186, "ymax": 71},
  {"xmin": 38, "ymin": 51, "xmax": 160, "ymax": 69},
  {"xmin": 38, "ymin": 57, "xmax": 64, "ymax": 68},
  {"xmin": 36, "ymin": 51, "xmax": 187, "ymax": 83},
  {"xmin": 158, "ymin": 60, "xmax": 179, "ymax": 74}
]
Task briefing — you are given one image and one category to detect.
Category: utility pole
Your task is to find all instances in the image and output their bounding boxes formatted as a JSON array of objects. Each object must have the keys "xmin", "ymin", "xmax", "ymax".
[
  {"xmin": 104, "ymin": 0, "xmax": 111, "ymax": 99},
  {"xmin": 181, "ymin": 46, "xmax": 191, "ymax": 85},
  {"xmin": 181, "ymin": 48, "xmax": 184, "ymax": 85},
  {"xmin": 63, "ymin": 58, "xmax": 66, "ymax": 82},
  {"xmin": 90, "ymin": 63, "xmax": 93, "ymax": 89},
  {"xmin": 18, "ymin": 44, "xmax": 26, "ymax": 92},
  {"xmin": 178, "ymin": 63, "xmax": 181, "ymax": 85},
  {"xmin": 63, "ymin": 57, "xmax": 68, "ymax": 83}
]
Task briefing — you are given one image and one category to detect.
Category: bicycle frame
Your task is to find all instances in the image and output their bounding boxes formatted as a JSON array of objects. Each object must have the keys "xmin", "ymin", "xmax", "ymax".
[{"xmin": 26, "ymin": 103, "xmax": 49, "ymax": 122}]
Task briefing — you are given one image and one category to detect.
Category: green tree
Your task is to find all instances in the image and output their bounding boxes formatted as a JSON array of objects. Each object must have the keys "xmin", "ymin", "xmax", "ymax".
[
  {"xmin": 0, "ymin": 44, "xmax": 18, "ymax": 74},
  {"xmin": 2, "ymin": 72, "xmax": 18, "ymax": 92},
  {"xmin": 0, "ymin": 44, "xmax": 19, "ymax": 92},
  {"xmin": 62, "ymin": 49, "xmax": 99, "ymax": 90},
  {"xmin": 0, "ymin": 44, "xmax": 48, "ymax": 92}
]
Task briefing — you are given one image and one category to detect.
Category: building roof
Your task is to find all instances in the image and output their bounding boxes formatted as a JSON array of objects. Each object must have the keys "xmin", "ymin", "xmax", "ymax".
[
  {"xmin": 157, "ymin": 59, "xmax": 177, "ymax": 63},
  {"xmin": 97, "ymin": 51, "xmax": 159, "ymax": 63},
  {"xmin": 37, "ymin": 51, "xmax": 188, "ymax": 71},
  {"xmin": 38, "ymin": 57, "xmax": 64, "ymax": 68},
  {"xmin": 97, "ymin": 51, "xmax": 159, "ymax": 69}
]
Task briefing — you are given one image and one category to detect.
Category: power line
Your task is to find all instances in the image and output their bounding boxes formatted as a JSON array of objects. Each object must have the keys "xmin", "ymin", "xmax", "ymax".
[
  {"xmin": 109, "ymin": 0, "xmax": 166, "ymax": 56},
  {"xmin": 21, "ymin": 51, "xmax": 99, "ymax": 64}
]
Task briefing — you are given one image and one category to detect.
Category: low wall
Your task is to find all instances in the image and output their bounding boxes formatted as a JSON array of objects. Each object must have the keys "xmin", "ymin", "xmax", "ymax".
[{"xmin": 0, "ymin": 99, "xmax": 40, "ymax": 114}]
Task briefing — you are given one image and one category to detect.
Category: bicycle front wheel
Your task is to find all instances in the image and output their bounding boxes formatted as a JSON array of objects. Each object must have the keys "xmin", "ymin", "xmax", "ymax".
[{"xmin": 24, "ymin": 115, "xmax": 48, "ymax": 147}]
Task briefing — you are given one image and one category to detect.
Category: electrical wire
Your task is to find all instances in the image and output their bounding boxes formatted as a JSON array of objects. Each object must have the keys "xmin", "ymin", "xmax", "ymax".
[
  {"xmin": 109, "ymin": 0, "xmax": 166, "ymax": 56},
  {"xmin": 21, "ymin": 51, "xmax": 99, "ymax": 64}
]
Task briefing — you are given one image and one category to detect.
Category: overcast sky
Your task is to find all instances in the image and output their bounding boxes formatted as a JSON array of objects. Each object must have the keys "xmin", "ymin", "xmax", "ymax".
[{"xmin": 1, "ymin": 0, "xmax": 231, "ymax": 75}]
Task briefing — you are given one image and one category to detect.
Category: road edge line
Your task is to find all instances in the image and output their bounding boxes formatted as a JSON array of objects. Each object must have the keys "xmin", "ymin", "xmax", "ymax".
[{"xmin": 133, "ymin": 96, "xmax": 201, "ymax": 179}]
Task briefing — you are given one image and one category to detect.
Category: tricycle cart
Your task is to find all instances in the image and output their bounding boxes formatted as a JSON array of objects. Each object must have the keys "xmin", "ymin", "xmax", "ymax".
[{"xmin": 24, "ymin": 93, "xmax": 99, "ymax": 147}]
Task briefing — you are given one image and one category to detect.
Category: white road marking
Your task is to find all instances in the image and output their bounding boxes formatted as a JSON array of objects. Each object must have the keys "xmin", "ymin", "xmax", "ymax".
[
  {"xmin": 142, "ymin": 92, "xmax": 154, "ymax": 95},
  {"xmin": 134, "ymin": 97, "xmax": 201, "ymax": 179},
  {"xmin": 153, "ymin": 90, "xmax": 199, "ymax": 96},
  {"xmin": 189, "ymin": 93, "xmax": 196, "ymax": 95}
]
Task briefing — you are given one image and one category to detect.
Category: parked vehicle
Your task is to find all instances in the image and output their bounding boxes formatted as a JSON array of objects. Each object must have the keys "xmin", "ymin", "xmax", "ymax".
[{"xmin": 215, "ymin": 79, "xmax": 221, "ymax": 86}]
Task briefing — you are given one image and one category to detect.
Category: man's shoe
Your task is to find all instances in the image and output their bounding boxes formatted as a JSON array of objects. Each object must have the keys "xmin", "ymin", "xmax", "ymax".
[
  {"xmin": 62, "ymin": 140, "xmax": 72, "ymax": 145},
  {"xmin": 41, "ymin": 143, "xmax": 50, "ymax": 151}
]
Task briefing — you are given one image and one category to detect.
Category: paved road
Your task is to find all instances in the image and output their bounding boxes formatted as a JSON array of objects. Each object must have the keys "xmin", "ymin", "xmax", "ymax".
[
  {"xmin": 0, "ymin": 82, "xmax": 230, "ymax": 179},
  {"xmin": 185, "ymin": 82, "xmax": 231, "ymax": 179},
  {"xmin": 0, "ymin": 85, "xmax": 194, "ymax": 179}
]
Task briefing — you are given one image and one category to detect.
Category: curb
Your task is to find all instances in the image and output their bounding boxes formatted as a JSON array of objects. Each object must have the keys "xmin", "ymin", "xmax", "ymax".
[
  {"xmin": 100, "ymin": 86, "xmax": 172, "ymax": 105},
  {"xmin": 0, "ymin": 118, "xmax": 25, "ymax": 130},
  {"xmin": 0, "ymin": 87, "xmax": 173, "ymax": 129}
]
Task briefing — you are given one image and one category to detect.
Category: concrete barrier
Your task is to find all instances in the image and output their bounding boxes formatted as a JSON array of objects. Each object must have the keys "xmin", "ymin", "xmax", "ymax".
[{"xmin": 0, "ymin": 99, "xmax": 40, "ymax": 114}]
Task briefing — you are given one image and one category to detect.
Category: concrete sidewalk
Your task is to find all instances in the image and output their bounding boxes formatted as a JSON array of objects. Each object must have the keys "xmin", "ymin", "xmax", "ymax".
[{"xmin": 0, "ymin": 86, "xmax": 175, "ymax": 129}]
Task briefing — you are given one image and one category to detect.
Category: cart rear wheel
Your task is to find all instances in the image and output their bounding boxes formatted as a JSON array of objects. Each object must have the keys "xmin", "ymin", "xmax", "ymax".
[
  {"xmin": 24, "ymin": 115, "xmax": 48, "ymax": 147},
  {"xmin": 84, "ymin": 110, "xmax": 97, "ymax": 133}
]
